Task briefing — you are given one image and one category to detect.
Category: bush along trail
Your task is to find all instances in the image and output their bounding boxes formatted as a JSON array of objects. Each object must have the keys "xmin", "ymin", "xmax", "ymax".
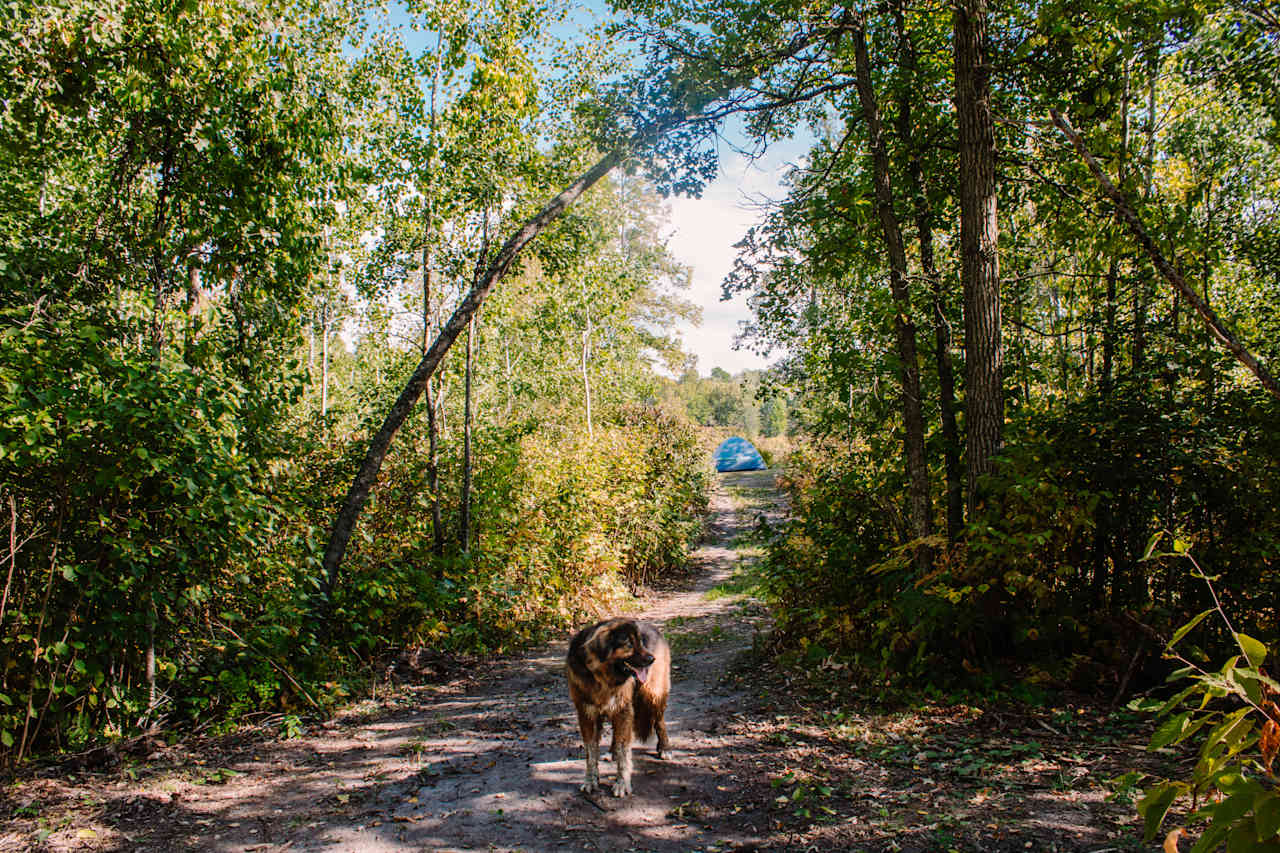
[{"xmin": 2, "ymin": 471, "xmax": 1179, "ymax": 852}]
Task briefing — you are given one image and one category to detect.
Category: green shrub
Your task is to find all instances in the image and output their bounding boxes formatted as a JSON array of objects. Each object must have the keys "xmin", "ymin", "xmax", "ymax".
[
  {"xmin": 759, "ymin": 385, "xmax": 1280, "ymax": 688},
  {"xmin": 1133, "ymin": 546, "xmax": 1280, "ymax": 853}
]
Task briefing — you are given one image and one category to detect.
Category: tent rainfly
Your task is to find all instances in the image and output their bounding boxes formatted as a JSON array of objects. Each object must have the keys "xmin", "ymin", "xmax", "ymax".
[{"xmin": 713, "ymin": 437, "xmax": 766, "ymax": 472}]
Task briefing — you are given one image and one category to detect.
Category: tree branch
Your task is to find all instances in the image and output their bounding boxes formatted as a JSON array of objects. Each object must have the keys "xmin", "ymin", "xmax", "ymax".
[{"xmin": 1050, "ymin": 108, "xmax": 1280, "ymax": 403}]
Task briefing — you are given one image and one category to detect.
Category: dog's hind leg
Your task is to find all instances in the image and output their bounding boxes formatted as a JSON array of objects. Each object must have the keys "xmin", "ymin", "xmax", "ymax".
[
  {"xmin": 576, "ymin": 708, "xmax": 602, "ymax": 793},
  {"xmin": 654, "ymin": 705, "xmax": 670, "ymax": 758}
]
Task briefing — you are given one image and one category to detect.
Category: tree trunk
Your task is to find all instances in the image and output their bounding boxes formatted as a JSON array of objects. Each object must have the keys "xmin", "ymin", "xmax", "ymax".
[
  {"xmin": 894, "ymin": 6, "xmax": 961, "ymax": 544},
  {"xmin": 1100, "ymin": 54, "xmax": 1130, "ymax": 399},
  {"xmin": 145, "ymin": 592, "xmax": 157, "ymax": 720},
  {"xmin": 581, "ymin": 273, "xmax": 594, "ymax": 440},
  {"xmin": 582, "ymin": 323, "xmax": 594, "ymax": 440},
  {"xmin": 954, "ymin": 0, "xmax": 1003, "ymax": 516},
  {"xmin": 1051, "ymin": 110, "xmax": 1280, "ymax": 403},
  {"xmin": 321, "ymin": 300, "xmax": 330, "ymax": 419},
  {"xmin": 422, "ymin": 246, "xmax": 445, "ymax": 556},
  {"xmin": 315, "ymin": 146, "xmax": 628, "ymax": 604},
  {"xmin": 459, "ymin": 316, "xmax": 474, "ymax": 553},
  {"xmin": 423, "ymin": 38, "xmax": 446, "ymax": 556},
  {"xmin": 849, "ymin": 17, "xmax": 933, "ymax": 555},
  {"xmin": 1133, "ymin": 49, "xmax": 1158, "ymax": 377}
]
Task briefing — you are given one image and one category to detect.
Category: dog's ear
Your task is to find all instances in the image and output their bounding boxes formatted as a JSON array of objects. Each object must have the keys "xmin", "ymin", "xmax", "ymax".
[{"xmin": 586, "ymin": 624, "xmax": 611, "ymax": 658}]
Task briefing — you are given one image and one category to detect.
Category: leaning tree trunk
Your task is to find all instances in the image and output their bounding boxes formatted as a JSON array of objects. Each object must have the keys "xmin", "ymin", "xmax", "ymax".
[
  {"xmin": 315, "ymin": 146, "xmax": 627, "ymax": 605},
  {"xmin": 850, "ymin": 16, "xmax": 933, "ymax": 556},
  {"xmin": 954, "ymin": 0, "xmax": 1003, "ymax": 516},
  {"xmin": 311, "ymin": 43, "xmax": 825, "ymax": 607},
  {"xmin": 1052, "ymin": 110, "xmax": 1280, "ymax": 403}
]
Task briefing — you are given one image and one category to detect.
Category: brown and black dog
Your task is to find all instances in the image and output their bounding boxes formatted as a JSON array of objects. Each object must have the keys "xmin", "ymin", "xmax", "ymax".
[{"xmin": 566, "ymin": 617, "xmax": 671, "ymax": 796}]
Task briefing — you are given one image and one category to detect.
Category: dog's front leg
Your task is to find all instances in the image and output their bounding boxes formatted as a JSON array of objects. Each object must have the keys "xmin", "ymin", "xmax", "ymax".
[
  {"xmin": 610, "ymin": 709, "xmax": 634, "ymax": 797},
  {"xmin": 577, "ymin": 708, "xmax": 601, "ymax": 793}
]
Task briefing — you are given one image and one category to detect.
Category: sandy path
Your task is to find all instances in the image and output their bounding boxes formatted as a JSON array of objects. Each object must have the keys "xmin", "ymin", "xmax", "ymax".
[{"xmin": 54, "ymin": 470, "xmax": 778, "ymax": 853}]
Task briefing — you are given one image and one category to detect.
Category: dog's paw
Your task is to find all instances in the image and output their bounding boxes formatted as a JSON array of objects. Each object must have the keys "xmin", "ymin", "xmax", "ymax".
[
  {"xmin": 580, "ymin": 779, "xmax": 600, "ymax": 794},
  {"xmin": 611, "ymin": 778, "xmax": 632, "ymax": 797}
]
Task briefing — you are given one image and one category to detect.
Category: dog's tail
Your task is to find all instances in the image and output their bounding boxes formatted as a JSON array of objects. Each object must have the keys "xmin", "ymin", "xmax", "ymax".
[{"xmin": 634, "ymin": 694, "xmax": 655, "ymax": 742}]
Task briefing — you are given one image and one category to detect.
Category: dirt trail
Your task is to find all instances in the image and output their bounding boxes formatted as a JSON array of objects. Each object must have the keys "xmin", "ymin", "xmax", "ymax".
[
  {"xmin": 5, "ymin": 469, "xmax": 1174, "ymax": 853},
  {"xmin": 5, "ymin": 470, "xmax": 780, "ymax": 853}
]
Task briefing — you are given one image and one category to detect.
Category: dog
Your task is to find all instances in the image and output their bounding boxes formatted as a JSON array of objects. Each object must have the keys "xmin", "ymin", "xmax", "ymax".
[{"xmin": 566, "ymin": 617, "xmax": 671, "ymax": 796}]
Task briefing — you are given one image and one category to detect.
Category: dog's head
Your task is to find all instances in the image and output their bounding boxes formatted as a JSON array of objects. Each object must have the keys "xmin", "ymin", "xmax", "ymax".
[{"xmin": 598, "ymin": 621, "xmax": 655, "ymax": 686}]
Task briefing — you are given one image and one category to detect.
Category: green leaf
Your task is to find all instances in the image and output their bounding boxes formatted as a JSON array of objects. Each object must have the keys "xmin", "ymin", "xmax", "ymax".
[
  {"xmin": 1155, "ymin": 685, "xmax": 1201, "ymax": 718},
  {"xmin": 1237, "ymin": 634, "xmax": 1268, "ymax": 669},
  {"xmin": 1256, "ymin": 792, "xmax": 1280, "ymax": 839},
  {"xmin": 1143, "ymin": 531, "xmax": 1164, "ymax": 560},
  {"xmin": 1151, "ymin": 712, "xmax": 1192, "ymax": 750},
  {"xmin": 1212, "ymin": 790, "xmax": 1256, "ymax": 826},
  {"xmin": 1189, "ymin": 820, "xmax": 1231, "ymax": 853},
  {"xmin": 1169, "ymin": 609, "xmax": 1215, "ymax": 650},
  {"xmin": 1138, "ymin": 782, "xmax": 1185, "ymax": 841}
]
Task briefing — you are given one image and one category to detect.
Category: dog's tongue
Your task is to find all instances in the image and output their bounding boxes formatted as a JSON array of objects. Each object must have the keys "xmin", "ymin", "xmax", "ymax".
[{"xmin": 631, "ymin": 664, "xmax": 651, "ymax": 685}]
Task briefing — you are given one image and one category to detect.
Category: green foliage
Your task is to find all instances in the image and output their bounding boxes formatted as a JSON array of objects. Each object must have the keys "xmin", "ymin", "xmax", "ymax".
[
  {"xmin": 328, "ymin": 405, "xmax": 708, "ymax": 653},
  {"xmin": 1132, "ymin": 558, "xmax": 1280, "ymax": 852},
  {"xmin": 0, "ymin": 312, "xmax": 301, "ymax": 755},
  {"xmin": 664, "ymin": 367, "xmax": 794, "ymax": 437},
  {"xmin": 0, "ymin": 0, "xmax": 712, "ymax": 762},
  {"xmin": 758, "ymin": 384, "xmax": 1280, "ymax": 688}
]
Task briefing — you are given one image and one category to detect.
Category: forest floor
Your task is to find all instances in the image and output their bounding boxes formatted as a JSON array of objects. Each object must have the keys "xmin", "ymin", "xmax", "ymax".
[{"xmin": 2, "ymin": 470, "xmax": 1183, "ymax": 853}]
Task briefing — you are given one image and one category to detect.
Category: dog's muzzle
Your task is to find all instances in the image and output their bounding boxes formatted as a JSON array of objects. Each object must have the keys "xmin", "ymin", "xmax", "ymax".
[{"xmin": 622, "ymin": 651, "xmax": 655, "ymax": 685}]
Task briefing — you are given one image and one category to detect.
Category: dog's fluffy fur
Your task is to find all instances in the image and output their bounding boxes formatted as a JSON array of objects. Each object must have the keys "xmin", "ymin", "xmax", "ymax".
[{"xmin": 566, "ymin": 617, "xmax": 671, "ymax": 796}]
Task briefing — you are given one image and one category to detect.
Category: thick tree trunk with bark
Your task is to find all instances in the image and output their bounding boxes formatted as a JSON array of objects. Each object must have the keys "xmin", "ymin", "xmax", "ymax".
[
  {"xmin": 954, "ymin": 0, "xmax": 1003, "ymax": 516},
  {"xmin": 1052, "ymin": 110, "xmax": 1280, "ymax": 403},
  {"xmin": 850, "ymin": 17, "xmax": 933, "ymax": 551}
]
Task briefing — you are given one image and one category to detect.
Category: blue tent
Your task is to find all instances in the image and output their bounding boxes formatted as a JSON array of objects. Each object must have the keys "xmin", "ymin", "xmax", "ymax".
[{"xmin": 714, "ymin": 436, "xmax": 767, "ymax": 472}]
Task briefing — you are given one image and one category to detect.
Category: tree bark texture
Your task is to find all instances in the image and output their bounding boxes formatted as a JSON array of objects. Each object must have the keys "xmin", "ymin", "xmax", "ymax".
[
  {"xmin": 1051, "ymin": 110, "xmax": 1280, "ymax": 403},
  {"xmin": 954, "ymin": 0, "xmax": 1004, "ymax": 515},
  {"xmin": 850, "ymin": 17, "xmax": 933, "ymax": 548}
]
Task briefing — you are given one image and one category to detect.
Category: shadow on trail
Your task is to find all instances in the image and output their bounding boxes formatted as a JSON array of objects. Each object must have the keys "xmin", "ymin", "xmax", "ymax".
[{"xmin": 67, "ymin": 470, "xmax": 789, "ymax": 853}]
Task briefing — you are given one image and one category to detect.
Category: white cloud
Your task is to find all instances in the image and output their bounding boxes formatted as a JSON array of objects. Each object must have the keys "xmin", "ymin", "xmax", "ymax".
[{"xmin": 665, "ymin": 143, "xmax": 803, "ymax": 377}]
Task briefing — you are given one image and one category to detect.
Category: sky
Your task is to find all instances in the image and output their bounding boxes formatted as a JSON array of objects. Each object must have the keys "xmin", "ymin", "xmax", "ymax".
[{"xmin": 664, "ymin": 135, "xmax": 805, "ymax": 377}]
